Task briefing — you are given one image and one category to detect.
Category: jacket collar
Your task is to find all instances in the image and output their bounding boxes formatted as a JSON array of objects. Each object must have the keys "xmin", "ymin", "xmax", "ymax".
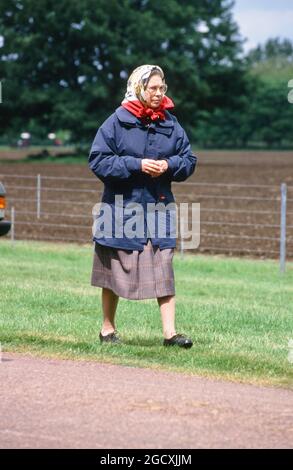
[{"xmin": 115, "ymin": 106, "xmax": 175, "ymax": 131}]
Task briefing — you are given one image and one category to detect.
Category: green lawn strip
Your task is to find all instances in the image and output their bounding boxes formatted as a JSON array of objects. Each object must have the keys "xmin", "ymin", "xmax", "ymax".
[{"xmin": 0, "ymin": 240, "xmax": 292, "ymax": 387}]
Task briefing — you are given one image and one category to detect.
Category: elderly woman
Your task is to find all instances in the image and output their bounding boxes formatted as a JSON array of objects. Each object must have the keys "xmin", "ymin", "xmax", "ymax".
[{"xmin": 88, "ymin": 64, "xmax": 197, "ymax": 348}]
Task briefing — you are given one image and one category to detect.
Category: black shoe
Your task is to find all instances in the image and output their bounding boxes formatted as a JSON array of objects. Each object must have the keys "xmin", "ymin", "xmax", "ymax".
[
  {"xmin": 163, "ymin": 333, "xmax": 193, "ymax": 349},
  {"xmin": 99, "ymin": 331, "xmax": 121, "ymax": 344}
]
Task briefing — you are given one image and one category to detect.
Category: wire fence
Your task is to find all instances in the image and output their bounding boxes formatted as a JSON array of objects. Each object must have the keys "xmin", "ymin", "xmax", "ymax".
[{"xmin": 1, "ymin": 172, "xmax": 292, "ymax": 271}]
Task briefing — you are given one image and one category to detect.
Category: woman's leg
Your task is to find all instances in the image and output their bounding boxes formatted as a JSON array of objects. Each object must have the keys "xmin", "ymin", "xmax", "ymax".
[
  {"xmin": 157, "ymin": 294, "xmax": 176, "ymax": 339},
  {"xmin": 101, "ymin": 287, "xmax": 119, "ymax": 335}
]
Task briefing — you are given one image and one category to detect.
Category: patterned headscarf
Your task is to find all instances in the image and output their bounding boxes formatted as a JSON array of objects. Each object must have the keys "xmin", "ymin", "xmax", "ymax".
[{"xmin": 121, "ymin": 64, "xmax": 174, "ymax": 121}]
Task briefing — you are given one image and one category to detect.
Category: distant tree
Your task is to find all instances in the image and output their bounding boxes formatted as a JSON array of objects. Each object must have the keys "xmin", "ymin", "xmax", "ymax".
[
  {"xmin": 195, "ymin": 37, "xmax": 293, "ymax": 149},
  {"xmin": 242, "ymin": 38, "xmax": 293, "ymax": 148},
  {"xmin": 246, "ymin": 37, "xmax": 293, "ymax": 65}
]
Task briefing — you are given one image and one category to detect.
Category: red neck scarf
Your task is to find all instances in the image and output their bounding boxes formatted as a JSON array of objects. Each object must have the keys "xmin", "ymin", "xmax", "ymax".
[{"xmin": 122, "ymin": 95, "xmax": 175, "ymax": 121}]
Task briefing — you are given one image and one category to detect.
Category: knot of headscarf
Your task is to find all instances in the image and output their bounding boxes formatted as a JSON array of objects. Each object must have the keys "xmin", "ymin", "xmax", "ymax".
[{"xmin": 121, "ymin": 64, "xmax": 174, "ymax": 121}]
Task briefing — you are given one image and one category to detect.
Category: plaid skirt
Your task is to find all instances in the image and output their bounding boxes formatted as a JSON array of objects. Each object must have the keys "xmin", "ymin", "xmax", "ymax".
[{"xmin": 91, "ymin": 239, "xmax": 175, "ymax": 300}]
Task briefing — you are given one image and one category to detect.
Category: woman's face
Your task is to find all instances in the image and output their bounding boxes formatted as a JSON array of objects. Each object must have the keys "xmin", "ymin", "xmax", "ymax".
[{"xmin": 144, "ymin": 74, "xmax": 166, "ymax": 109}]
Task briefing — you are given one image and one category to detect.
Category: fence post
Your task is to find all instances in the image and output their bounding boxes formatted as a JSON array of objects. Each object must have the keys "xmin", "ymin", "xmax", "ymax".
[
  {"xmin": 180, "ymin": 214, "xmax": 184, "ymax": 259},
  {"xmin": 37, "ymin": 174, "xmax": 41, "ymax": 219},
  {"xmin": 11, "ymin": 206, "xmax": 15, "ymax": 245},
  {"xmin": 280, "ymin": 183, "xmax": 287, "ymax": 274}
]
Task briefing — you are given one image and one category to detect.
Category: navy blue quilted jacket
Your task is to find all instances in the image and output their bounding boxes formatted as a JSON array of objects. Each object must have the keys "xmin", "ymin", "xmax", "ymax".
[{"xmin": 88, "ymin": 106, "xmax": 197, "ymax": 251}]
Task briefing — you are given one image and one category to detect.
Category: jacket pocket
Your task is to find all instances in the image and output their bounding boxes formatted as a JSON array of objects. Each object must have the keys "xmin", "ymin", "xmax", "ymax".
[
  {"xmin": 156, "ymin": 182, "xmax": 175, "ymax": 204},
  {"xmin": 103, "ymin": 184, "xmax": 143, "ymax": 206}
]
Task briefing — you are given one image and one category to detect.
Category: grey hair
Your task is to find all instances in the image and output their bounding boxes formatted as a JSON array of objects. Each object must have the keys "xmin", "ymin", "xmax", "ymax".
[{"xmin": 143, "ymin": 67, "xmax": 165, "ymax": 88}]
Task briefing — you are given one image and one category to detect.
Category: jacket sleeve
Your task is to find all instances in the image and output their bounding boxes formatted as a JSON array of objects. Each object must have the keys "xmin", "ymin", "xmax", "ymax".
[
  {"xmin": 164, "ymin": 126, "xmax": 198, "ymax": 182},
  {"xmin": 88, "ymin": 117, "xmax": 141, "ymax": 183}
]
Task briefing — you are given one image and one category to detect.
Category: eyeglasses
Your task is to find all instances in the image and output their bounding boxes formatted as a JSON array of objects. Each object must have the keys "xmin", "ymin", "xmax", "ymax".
[{"xmin": 145, "ymin": 84, "xmax": 168, "ymax": 95}]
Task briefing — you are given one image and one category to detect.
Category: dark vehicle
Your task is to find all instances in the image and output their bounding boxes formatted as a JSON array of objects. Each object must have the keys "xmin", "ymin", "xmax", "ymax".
[{"xmin": 0, "ymin": 182, "xmax": 11, "ymax": 236}]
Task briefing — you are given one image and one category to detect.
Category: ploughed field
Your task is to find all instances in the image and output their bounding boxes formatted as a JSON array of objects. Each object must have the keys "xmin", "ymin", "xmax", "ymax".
[{"xmin": 0, "ymin": 150, "xmax": 292, "ymax": 259}]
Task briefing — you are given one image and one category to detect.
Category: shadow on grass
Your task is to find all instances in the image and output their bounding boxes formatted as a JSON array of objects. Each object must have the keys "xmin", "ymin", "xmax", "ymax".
[
  {"xmin": 1, "ymin": 331, "xmax": 164, "ymax": 352},
  {"xmin": 2, "ymin": 332, "xmax": 293, "ymax": 387},
  {"xmin": 2, "ymin": 332, "xmax": 95, "ymax": 353},
  {"xmin": 123, "ymin": 337, "xmax": 161, "ymax": 347}
]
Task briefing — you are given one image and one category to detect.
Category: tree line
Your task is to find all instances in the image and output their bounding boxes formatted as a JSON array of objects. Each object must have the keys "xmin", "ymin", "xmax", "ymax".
[{"xmin": 0, "ymin": 0, "xmax": 293, "ymax": 149}]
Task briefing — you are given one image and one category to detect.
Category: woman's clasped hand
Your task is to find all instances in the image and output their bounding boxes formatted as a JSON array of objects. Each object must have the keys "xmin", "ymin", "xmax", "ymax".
[{"xmin": 141, "ymin": 158, "xmax": 169, "ymax": 177}]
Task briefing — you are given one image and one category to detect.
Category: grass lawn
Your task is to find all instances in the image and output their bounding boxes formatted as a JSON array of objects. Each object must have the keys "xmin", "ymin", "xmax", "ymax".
[{"xmin": 0, "ymin": 239, "xmax": 292, "ymax": 388}]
